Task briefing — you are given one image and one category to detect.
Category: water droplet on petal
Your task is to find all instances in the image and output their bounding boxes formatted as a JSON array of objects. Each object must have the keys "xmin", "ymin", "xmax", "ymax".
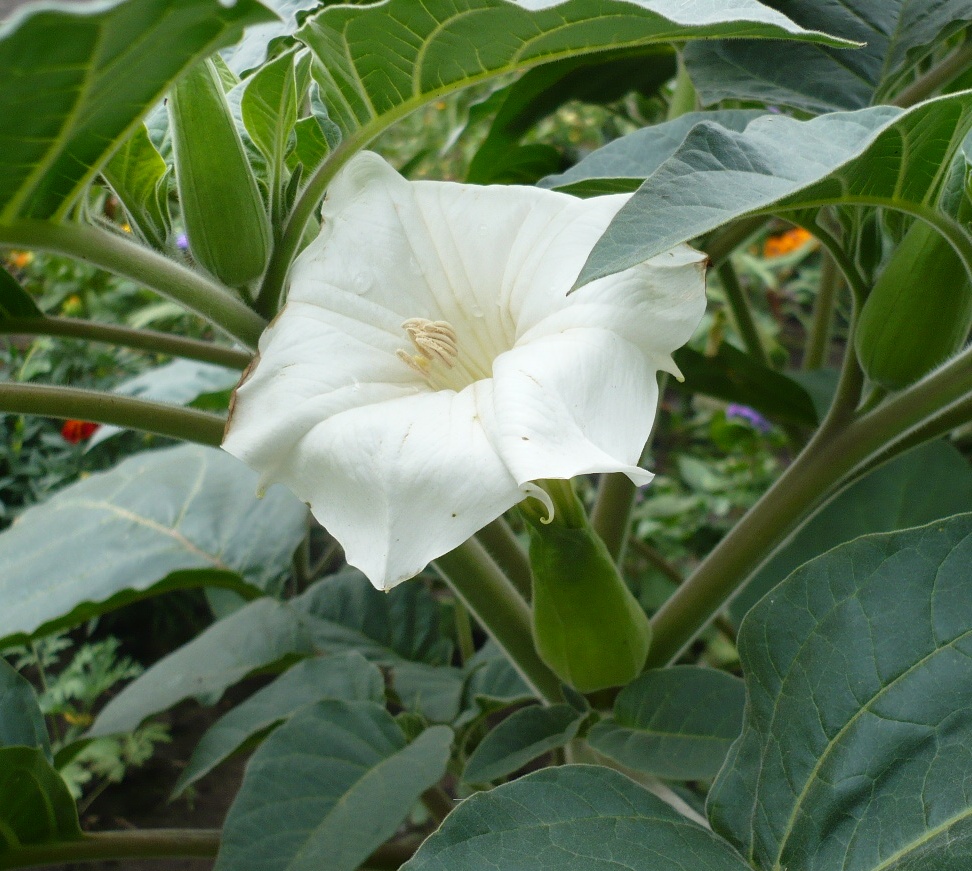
[
  {"xmin": 350, "ymin": 271, "xmax": 370, "ymax": 294},
  {"xmin": 470, "ymin": 303, "xmax": 484, "ymax": 318}
]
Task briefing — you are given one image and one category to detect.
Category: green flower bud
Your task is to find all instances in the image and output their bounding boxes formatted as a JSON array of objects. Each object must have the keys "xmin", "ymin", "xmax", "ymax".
[
  {"xmin": 168, "ymin": 59, "xmax": 271, "ymax": 287},
  {"xmin": 525, "ymin": 483, "xmax": 651, "ymax": 693},
  {"xmin": 855, "ymin": 220, "xmax": 972, "ymax": 390}
]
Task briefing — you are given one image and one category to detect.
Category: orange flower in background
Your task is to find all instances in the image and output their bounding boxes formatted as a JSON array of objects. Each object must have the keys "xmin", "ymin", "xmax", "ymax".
[
  {"xmin": 762, "ymin": 227, "xmax": 814, "ymax": 258},
  {"xmin": 61, "ymin": 420, "xmax": 99, "ymax": 443},
  {"xmin": 5, "ymin": 250, "xmax": 33, "ymax": 270}
]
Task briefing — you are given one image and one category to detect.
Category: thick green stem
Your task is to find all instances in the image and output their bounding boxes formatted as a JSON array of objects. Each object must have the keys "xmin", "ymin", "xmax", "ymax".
[
  {"xmin": 0, "ymin": 382, "xmax": 225, "ymax": 446},
  {"xmin": 666, "ymin": 54, "xmax": 698, "ymax": 120},
  {"xmin": 803, "ymin": 251, "xmax": 840, "ymax": 370},
  {"xmin": 433, "ymin": 538, "xmax": 562, "ymax": 704},
  {"xmin": 0, "ymin": 221, "xmax": 266, "ymax": 348},
  {"xmin": 717, "ymin": 259, "xmax": 768, "ymax": 366},
  {"xmin": 475, "ymin": 518, "xmax": 533, "ymax": 601},
  {"xmin": 0, "ymin": 829, "xmax": 220, "ymax": 869},
  {"xmin": 258, "ymin": 137, "xmax": 359, "ymax": 314},
  {"xmin": 893, "ymin": 38, "xmax": 972, "ymax": 108},
  {"xmin": 647, "ymin": 342, "xmax": 972, "ymax": 666},
  {"xmin": 0, "ymin": 316, "xmax": 252, "ymax": 369}
]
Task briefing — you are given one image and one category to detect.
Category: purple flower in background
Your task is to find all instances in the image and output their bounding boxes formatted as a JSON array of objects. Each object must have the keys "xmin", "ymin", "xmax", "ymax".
[
  {"xmin": 726, "ymin": 404, "xmax": 772, "ymax": 433},
  {"xmin": 176, "ymin": 233, "xmax": 189, "ymax": 250}
]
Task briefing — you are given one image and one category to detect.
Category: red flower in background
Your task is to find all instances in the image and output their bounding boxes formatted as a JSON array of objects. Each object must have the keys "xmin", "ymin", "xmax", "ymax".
[{"xmin": 61, "ymin": 420, "xmax": 99, "ymax": 443}]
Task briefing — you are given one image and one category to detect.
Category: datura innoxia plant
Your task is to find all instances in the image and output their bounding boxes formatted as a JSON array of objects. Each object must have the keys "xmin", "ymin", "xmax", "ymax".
[{"xmin": 222, "ymin": 152, "xmax": 707, "ymax": 591}]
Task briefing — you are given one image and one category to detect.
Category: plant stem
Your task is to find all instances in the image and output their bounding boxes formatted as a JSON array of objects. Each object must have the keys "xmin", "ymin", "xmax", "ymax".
[
  {"xmin": 717, "ymin": 259, "xmax": 768, "ymax": 366},
  {"xmin": 0, "ymin": 316, "xmax": 252, "ymax": 369},
  {"xmin": 475, "ymin": 518, "xmax": 533, "ymax": 601},
  {"xmin": 893, "ymin": 38, "xmax": 972, "ymax": 108},
  {"xmin": 0, "ymin": 830, "xmax": 220, "ymax": 869},
  {"xmin": 803, "ymin": 251, "xmax": 840, "ymax": 370},
  {"xmin": 433, "ymin": 538, "xmax": 562, "ymax": 704},
  {"xmin": 646, "ymin": 340, "xmax": 972, "ymax": 666},
  {"xmin": 702, "ymin": 216, "xmax": 766, "ymax": 267},
  {"xmin": 421, "ymin": 786, "xmax": 455, "ymax": 825},
  {"xmin": 591, "ymin": 372, "xmax": 668, "ymax": 562},
  {"xmin": 453, "ymin": 598, "xmax": 475, "ymax": 664},
  {"xmin": 0, "ymin": 382, "xmax": 225, "ymax": 446},
  {"xmin": 628, "ymin": 536, "xmax": 683, "ymax": 586},
  {"xmin": 0, "ymin": 221, "xmax": 266, "ymax": 348},
  {"xmin": 590, "ymin": 472, "xmax": 637, "ymax": 562}
]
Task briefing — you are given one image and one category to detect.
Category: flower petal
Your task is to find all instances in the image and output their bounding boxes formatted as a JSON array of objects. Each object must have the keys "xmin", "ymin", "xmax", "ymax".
[
  {"xmin": 489, "ymin": 328, "xmax": 658, "ymax": 486},
  {"xmin": 236, "ymin": 380, "xmax": 522, "ymax": 590}
]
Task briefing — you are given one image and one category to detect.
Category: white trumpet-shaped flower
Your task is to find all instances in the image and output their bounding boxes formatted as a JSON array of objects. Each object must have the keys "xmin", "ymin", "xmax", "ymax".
[{"xmin": 222, "ymin": 152, "xmax": 707, "ymax": 590}]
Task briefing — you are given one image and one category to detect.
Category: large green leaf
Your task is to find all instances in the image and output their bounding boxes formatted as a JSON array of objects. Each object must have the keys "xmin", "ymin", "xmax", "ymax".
[
  {"xmin": 577, "ymin": 92, "xmax": 972, "ymax": 287},
  {"xmin": 0, "ymin": 0, "xmax": 276, "ymax": 222},
  {"xmin": 0, "ymin": 747, "xmax": 81, "ymax": 859},
  {"xmin": 708, "ymin": 513, "xmax": 972, "ymax": 870},
  {"xmin": 0, "ymin": 660, "xmax": 49, "ymax": 757},
  {"xmin": 90, "ymin": 571, "xmax": 452, "ymax": 735},
  {"xmin": 463, "ymin": 703, "xmax": 584, "ymax": 784},
  {"xmin": 588, "ymin": 666, "xmax": 744, "ymax": 781},
  {"xmin": 403, "ymin": 765, "xmax": 751, "ymax": 870},
  {"xmin": 216, "ymin": 702, "xmax": 452, "ymax": 871},
  {"xmin": 89, "ymin": 596, "xmax": 324, "ymax": 736},
  {"xmin": 0, "ymin": 445, "xmax": 307, "ymax": 644},
  {"xmin": 173, "ymin": 652, "xmax": 384, "ymax": 796},
  {"xmin": 731, "ymin": 440, "xmax": 972, "ymax": 622},
  {"xmin": 685, "ymin": 1, "xmax": 972, "ymax": 113},
  {"xmin": 298, "ymin": 0, "xmax": 851, "ymax": 152},
  {"xmin": 673, "ymin": 343, "xmax": 819, "ymax": 427},
  {"xmin": 543, "ymin": 108, "xmax": 765, "ymax": 195}
]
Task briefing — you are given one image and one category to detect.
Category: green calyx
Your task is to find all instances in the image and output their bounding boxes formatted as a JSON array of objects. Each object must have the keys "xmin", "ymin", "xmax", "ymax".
[{"xmin": 523, "ymin": 481, "xmax": 651, "ymax": 693}]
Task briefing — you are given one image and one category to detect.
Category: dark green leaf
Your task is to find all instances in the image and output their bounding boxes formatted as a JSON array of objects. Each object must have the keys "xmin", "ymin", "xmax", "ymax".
[
  {"xmin": 543, "ymin": 109, "xmax": 765, "ymax": 196},
  {"xmin": 464, "ymin": 704, "xmax": 583, "ymax": 783},
  {"xmin": 391, "ymin": 662, "xmax": 466, "ymax": 723},
  {"xmin": 298, "ymin": 0, "xmax": 851, "ymax": 157},
  {"xmin": 89, "ymin": 596, "xmax": 323, "ymax": 736},
  {"xmin": 587, "ymin": 667, "xmax": 744, "ymax": 781},
  {"xmin": 403, "ymin": 765, "xmax": 751, "ymax": 870},
  {"xmin": 732, "ymin": 440, "xmax": 972, "ymax": 622},
  {"xmin": 673, "ymin": 344, "xmax": 819, "ymax": 426},
  {"xmin": 578, "ymin": 93, "xmax": 972, "ymax": 287},
  {"xmin": 0, "ymin": 747, "xmax": 81, "ymax": 857},
  {"xmin": 0, "ymin": 265, "xmax": 42, "ymax": 318},
  {"xmin": 685, "ymin": 1, "xmax": 972, "ymax": 113},
  {"xmin": 102, "ymin": 124, "xmax": 171, "ymax": 249},
  {"xmin": 173, "ymin": 652, "xmax": 384, "ymax": 796},
  {"xmin": 455, "ymin": 641, "xmax": 534, "ymax": 728},
  {"xmin": 0, "ymin": 445, "xmax": 307, "ymax": 644},
  {"xmin": 0, "ymin": 659, "xmax": 49, "ymax": 757},
  {"xmin": 0, "ymin": 0, "xmax": 276, "ymax": 221},
  {"xmin": 295, "ymin": 570, "xmax": 452, "ymax": 666},
  {"xmin": 466, "ymin": 46, "xmax": 676, "ymax": 185},
  {"xmin": 216, "ymin": 702, "xmax": 451, "ymax": 871},
  {"xmin": 709, "ymin": 513, "xmax": 972, "ymax": 870}
]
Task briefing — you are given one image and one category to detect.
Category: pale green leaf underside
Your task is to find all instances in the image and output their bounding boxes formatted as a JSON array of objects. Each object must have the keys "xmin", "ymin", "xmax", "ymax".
[
  {"xmin": 709, "ymin": 513, "xmax": 972, "ymax": 871},
  {"xmin": 298, "ymin": 0, "xmax": 854, "ymax": 144},
  {"xmin": 403, "ymin": 765, "xmax": 750, "ymax": 870},
  {"xmin": 0, "ymin": 444, "xmax": 307, "ymax": 644},
  {"xmin": 216, "ymin": 702, "xmax": 452, "ymax": 871},
  {"xmin": 588, "ymin": 666, "xmax": 744, "ymax": 781},
  {"xmin": 578, "ymin": 91, "xmax": 972, "ymax": 287},
  {"xmin": 0, "ymin": 0, "xmax": 276, "ymax": 222}
]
